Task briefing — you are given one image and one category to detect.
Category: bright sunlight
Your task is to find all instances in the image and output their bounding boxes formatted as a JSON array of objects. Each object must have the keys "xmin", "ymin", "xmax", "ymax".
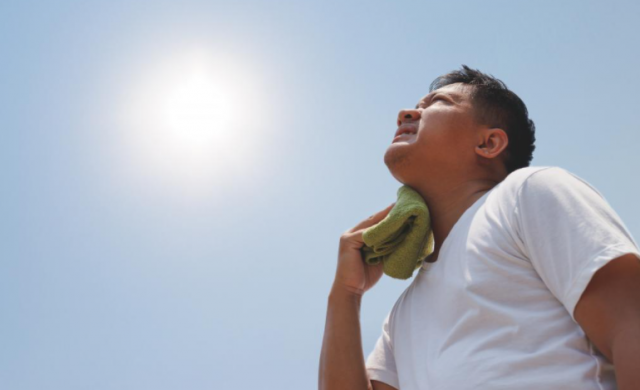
[{"xmin": 116, "ymin": 46, "xmax": 273, "ymax": 194}]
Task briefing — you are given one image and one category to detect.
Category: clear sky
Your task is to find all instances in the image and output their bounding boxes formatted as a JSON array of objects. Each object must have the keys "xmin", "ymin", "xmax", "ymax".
[{"xmin": 1, "ymin": 1, "xmax": 639, "ymax": 389}]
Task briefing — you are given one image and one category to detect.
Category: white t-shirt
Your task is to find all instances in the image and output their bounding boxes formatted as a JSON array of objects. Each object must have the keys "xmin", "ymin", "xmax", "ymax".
[{"xmin": 366, "ymin": 166, "xmax": 640, "ymax": 390}]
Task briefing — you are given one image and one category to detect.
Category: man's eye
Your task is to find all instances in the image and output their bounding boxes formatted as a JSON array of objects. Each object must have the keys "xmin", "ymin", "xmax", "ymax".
[{"xmin": 417, "ymin": 97, "xmax": 445, "ymax": 108}]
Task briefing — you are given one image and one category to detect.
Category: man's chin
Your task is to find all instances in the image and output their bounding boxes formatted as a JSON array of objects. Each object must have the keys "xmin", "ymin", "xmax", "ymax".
[{"xmin": 384, "ymin": 148, "xmax": 412, "ymax": 183}]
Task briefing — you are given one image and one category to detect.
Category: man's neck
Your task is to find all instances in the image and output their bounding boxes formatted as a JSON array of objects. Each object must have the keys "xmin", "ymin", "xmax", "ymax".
[{"xmin": 412, "ymin": 178, "xmax": 500, "ymax": 258}]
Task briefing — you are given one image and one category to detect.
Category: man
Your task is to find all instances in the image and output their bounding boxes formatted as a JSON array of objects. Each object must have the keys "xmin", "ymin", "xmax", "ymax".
[{"xmin": 319, "ymin": 65, "xmax": 640, "ymax": 390}]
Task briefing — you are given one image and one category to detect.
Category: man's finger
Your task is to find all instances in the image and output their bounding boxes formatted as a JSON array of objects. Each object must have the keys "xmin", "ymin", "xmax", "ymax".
[
  {"xmin": 340, "ymin": 229, "xmax": 365, "ymax": 248},
  {"xmin": 348, "ymin": 203, "xmax": 395, "ymax": 233}
]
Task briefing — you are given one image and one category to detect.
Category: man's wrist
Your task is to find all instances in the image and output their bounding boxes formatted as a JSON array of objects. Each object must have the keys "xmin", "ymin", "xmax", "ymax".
[{"xmin": 329, "ymin": 284, "xmax": 364, "ymax": 304}]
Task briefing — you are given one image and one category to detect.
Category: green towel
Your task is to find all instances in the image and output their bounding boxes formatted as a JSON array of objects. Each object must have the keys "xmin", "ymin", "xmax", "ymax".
[{"xmin": 361, "ymin": 185, "xmax": 434, "ymax": 280}]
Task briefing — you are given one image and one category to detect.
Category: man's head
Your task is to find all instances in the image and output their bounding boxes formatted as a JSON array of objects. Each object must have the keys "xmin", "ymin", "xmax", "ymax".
[{"xmin": 384, "ymin": 65, "xmax": 536, "ymax": 186}]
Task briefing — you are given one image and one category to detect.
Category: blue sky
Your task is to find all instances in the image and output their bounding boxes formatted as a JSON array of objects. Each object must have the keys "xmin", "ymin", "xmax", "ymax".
[{"xmin": 1, "ymin": 1, "xmax": 639, "ymax": 389}]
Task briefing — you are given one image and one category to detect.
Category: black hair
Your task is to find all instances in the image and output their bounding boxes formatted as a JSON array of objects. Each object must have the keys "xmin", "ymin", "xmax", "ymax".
[{"xmin": 429, "ymin": 65, "xmax": 536, "ymax": 174}]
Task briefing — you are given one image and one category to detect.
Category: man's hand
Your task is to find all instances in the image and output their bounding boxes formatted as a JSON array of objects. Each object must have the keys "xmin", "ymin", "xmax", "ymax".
[{"xmin": 332, "ymin": 203, "xmax": 395, "ymax": 298}]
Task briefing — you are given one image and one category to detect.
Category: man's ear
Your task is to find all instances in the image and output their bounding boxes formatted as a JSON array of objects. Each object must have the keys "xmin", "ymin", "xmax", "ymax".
[{"xmin": 476, "ymin": 128, "xmax": 508, "ymax": 158}]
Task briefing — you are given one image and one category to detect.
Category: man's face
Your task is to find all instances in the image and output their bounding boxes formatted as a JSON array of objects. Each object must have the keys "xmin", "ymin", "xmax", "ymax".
[{"xmin": 384, "ymin": 82, "xmax": 484, "ymax": 183}]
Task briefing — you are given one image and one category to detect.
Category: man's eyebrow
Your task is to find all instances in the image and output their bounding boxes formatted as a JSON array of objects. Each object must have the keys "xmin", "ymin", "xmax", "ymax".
[{"xmin": 415, "ymin": 91, "xmax": 463, "ymax": 108}]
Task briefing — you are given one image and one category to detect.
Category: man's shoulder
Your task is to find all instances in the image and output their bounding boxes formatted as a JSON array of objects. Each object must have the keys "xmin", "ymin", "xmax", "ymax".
[
  {"xmin": 503, "ymin": 165, "xmax": 559, "ymax": 185},
  {"xmin": 500, "ymin": 165, "xmax": 585, "ymax": 194},
  {"xmin": 501, "ymin": 165, "xmax": 604, "ymax": 205},
  {"xmin": 490, "ymin": 166, "xmax": 554, "ymax": 197},
  {"xmin": 488, "ymin": 166, "xmax": 594, "ymax": 207}
]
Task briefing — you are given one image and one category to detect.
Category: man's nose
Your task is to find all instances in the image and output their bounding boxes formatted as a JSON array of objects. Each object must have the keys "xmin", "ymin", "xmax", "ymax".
[{"xmin": 397, "ymin": 109, "xmax": 420, "ymax": 127}]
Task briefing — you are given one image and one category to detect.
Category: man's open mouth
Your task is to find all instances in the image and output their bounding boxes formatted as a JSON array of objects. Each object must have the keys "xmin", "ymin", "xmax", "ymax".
[
  {"xmin": 395, "ymin": 125, "xmax": 418, "ymax": 138},
  {"xmin": 393, "ymin": 126, "xmax": 418, "ymax": 142}
]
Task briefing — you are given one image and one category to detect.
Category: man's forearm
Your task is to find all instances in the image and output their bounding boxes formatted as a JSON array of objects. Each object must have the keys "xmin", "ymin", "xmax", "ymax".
[
  {"xmin": 319, "ymin": 287, "xmax": 371, "ymax": 390},
  {"xmin": 611, "ymin": 324, "xmax": 640, "ymax": 390}
]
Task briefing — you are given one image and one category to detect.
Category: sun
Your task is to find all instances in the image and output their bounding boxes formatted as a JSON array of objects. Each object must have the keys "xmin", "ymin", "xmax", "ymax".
[
  {"xmin": 164, "ymin": 65, "xmax": 232, "ymax": 145},
  {"xmin": 116, "ymin": 47, "xmax": 273, "ymax": 194}
]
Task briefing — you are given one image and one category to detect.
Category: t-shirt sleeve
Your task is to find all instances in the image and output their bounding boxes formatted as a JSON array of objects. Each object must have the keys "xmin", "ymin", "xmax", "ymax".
[
  {"xmin": 365, "ymin": 311, "xmax": 400, "ymax": 389},
  {"xmin": 514, "ymin": 167, "xmax": 640, "ymax": 322}
]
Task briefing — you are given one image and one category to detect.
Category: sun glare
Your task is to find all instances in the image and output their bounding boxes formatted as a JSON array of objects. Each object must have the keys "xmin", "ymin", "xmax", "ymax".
[{"xmin": 117, "ymin": 47, "xmax": 273, "ymax": 195}]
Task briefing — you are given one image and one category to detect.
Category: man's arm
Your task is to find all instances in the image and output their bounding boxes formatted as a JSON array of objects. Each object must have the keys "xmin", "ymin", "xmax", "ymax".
[
  {"xmin": 319, "ymin": 287, "xmax": 371, "ymax": 390},
  {"xmin": 319, "ymin": 287, "xmax": 398, "ymax": 390},
  {"xmin": 574, "ymin": 253, "xmax": 640, "ymax": 390},
  {"xmin": 319, "ymin": 203, "xmax": 399, "ymax": 390}
]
